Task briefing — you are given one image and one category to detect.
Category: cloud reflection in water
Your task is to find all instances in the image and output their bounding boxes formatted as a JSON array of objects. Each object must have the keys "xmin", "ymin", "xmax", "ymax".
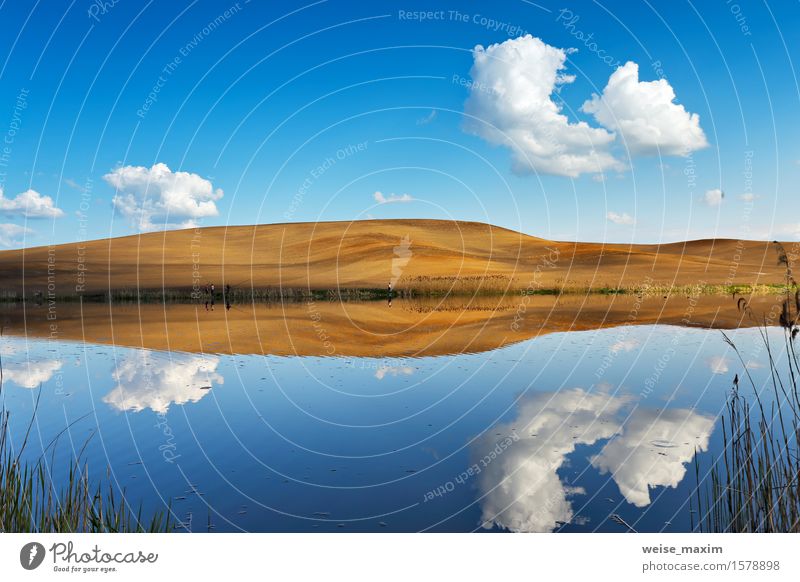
[
  {"xmin": 2, "ymin": 359, "xmax": 62, "ymax": 389},
  {"xmin": 473, "ymin": 388, "xmax": 714, "ymax": 532},
  {"xmin": 103, "ymin": 351, "xmax": 224, "ymax": 414}
]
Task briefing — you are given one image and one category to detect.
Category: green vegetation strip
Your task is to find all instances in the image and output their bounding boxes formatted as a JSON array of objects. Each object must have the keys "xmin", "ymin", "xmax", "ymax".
[{"xmin": 0, "ymin": 283, "xmax": 793, "ymax": 304}]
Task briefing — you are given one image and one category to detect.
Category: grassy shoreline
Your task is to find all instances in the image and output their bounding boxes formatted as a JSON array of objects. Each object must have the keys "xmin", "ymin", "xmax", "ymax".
[
  {"xmin": 0, "ymin": 282, "xmax": 793, "ymax": 304},
  {"xmin": 0, "ymin": 412, "xmax": 173, "ymax": 532},
  {"xmin": 0, "ymin": 359, "xmax": 173, "ymax": 532}
]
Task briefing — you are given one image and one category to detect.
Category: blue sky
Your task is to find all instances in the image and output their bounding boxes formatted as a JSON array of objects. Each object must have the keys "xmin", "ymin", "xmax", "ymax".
[{"xmin": 0, "ymin": 0, "xmax": 798, "ymax": 248}]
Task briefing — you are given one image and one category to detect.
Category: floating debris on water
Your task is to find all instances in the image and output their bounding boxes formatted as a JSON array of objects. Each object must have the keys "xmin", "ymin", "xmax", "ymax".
[{"xmin": 650, "ymin": 439, "xmax": 677, "ymax": 448}]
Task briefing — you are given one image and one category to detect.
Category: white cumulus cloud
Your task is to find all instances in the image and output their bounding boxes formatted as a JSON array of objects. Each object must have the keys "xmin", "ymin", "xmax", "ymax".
[
  {"xmin": 373, "ymin": 191, "xmax": 413, "ymax": 204},
  {"xmin": 702, "ymin": 188, "xmax": 724, "ymax": 207},
  {"xmin": 464, "ymin": 35, "xmax": 621, "ymax": 178},
  {"xmin": 582, "ymin": 61, "xmax": 708, "ymax": 157},
  {"xmin": 0, "ymin": 187, "xmax": 64, "ymax": 219},
  {"xmin": 606, "ymin": 211, "xmax": 635, "ymax": 226},
  {"xmin": 463, "ymin": 36, "xmax": 707, "ymax": 178},
  {"xmin": 104, "ymin": 163, "xmax": 223, "ymax": 231}
]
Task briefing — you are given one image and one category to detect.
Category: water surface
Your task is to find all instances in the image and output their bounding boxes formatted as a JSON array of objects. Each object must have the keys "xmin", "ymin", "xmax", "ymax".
[{"xmin": 0, "ymin": 297, "xmax": 786, "ymax": 532}]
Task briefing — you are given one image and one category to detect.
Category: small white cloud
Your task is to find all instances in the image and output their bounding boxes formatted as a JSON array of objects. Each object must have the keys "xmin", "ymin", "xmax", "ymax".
[
  {"xmin": 745, "ymin": 360, "xmax": 763, "ymax": 369},
  {"xmin": 416, "ymin": 110, "xmax": 437, "ymax": 125},
  {"xmin": 0, "ymin": 223, "xmax": 33, "ymax": 247},
  {"xmin": 606, "ymin": 211, "xmax": 636, "ymax": 225},
  {"xmin": 708, "ymin": 356, "xmax": 730, "ymax": 375},
  {"xmin": 582, "ymin": 61, "xmax": 708, "ymax": 157},
  {"xmin": 771, "ymin": 223, "xmax": 800, "ymax": 239},
  {"xmin": 0, "ymin": 187, "xmax": 64, "ymax": 219},
  {"xmin": 3, "ymin": 359, "xmax": 62, "ymax": 388},
  {"xmin": 103, "ymin": 163, "xmax": 223, "ymax": 231},
  {"xmin": 373, "ymin": 191, "xmax": 413, "ymax": 204},
  {"xmin": 610, "ymin": 339, "xmax": 639, "ymax": 353},
  {"xmin": 701, "ymin": 188, "xmax": 724, "ymax": 207},
  {"xmin": 738, "ymin": 193, "xmax": 758, "ymax": 202},
  {"xmin": 374, "ymin": 365, "xmax": 414, "ymax": 380},
  {"xmin": 64, "ymin": 178, "xmax": 88, "ymax": 192}
]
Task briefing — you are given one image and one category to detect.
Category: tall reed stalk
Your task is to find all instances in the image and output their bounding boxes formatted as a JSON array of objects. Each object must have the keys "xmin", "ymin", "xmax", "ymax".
[{"xmin": 692, "ymin": 242, "xmax": 800, "ymax": 532}]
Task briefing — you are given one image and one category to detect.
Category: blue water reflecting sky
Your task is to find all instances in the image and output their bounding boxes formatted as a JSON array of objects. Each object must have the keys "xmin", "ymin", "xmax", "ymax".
[{"xmin": 0, "ymin": 323, "xmax": 784, "ymax": 532}]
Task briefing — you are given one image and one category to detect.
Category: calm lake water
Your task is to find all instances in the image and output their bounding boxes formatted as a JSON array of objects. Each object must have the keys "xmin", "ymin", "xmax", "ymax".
[{"xmin": 0, "ymin": 308, "xmax": 786, "ymax": 532}]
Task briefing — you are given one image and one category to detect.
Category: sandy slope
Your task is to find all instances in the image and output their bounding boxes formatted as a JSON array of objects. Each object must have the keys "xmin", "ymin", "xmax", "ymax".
[{"xmin": 0, "ymin": 219, "xmax": 792, "ymax": 294}]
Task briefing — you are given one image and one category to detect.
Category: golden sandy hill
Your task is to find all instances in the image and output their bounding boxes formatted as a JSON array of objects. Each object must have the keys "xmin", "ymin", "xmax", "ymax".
[{"xmin": 0, "ymin": 219, "xmax": 790, "ymax": 294}]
